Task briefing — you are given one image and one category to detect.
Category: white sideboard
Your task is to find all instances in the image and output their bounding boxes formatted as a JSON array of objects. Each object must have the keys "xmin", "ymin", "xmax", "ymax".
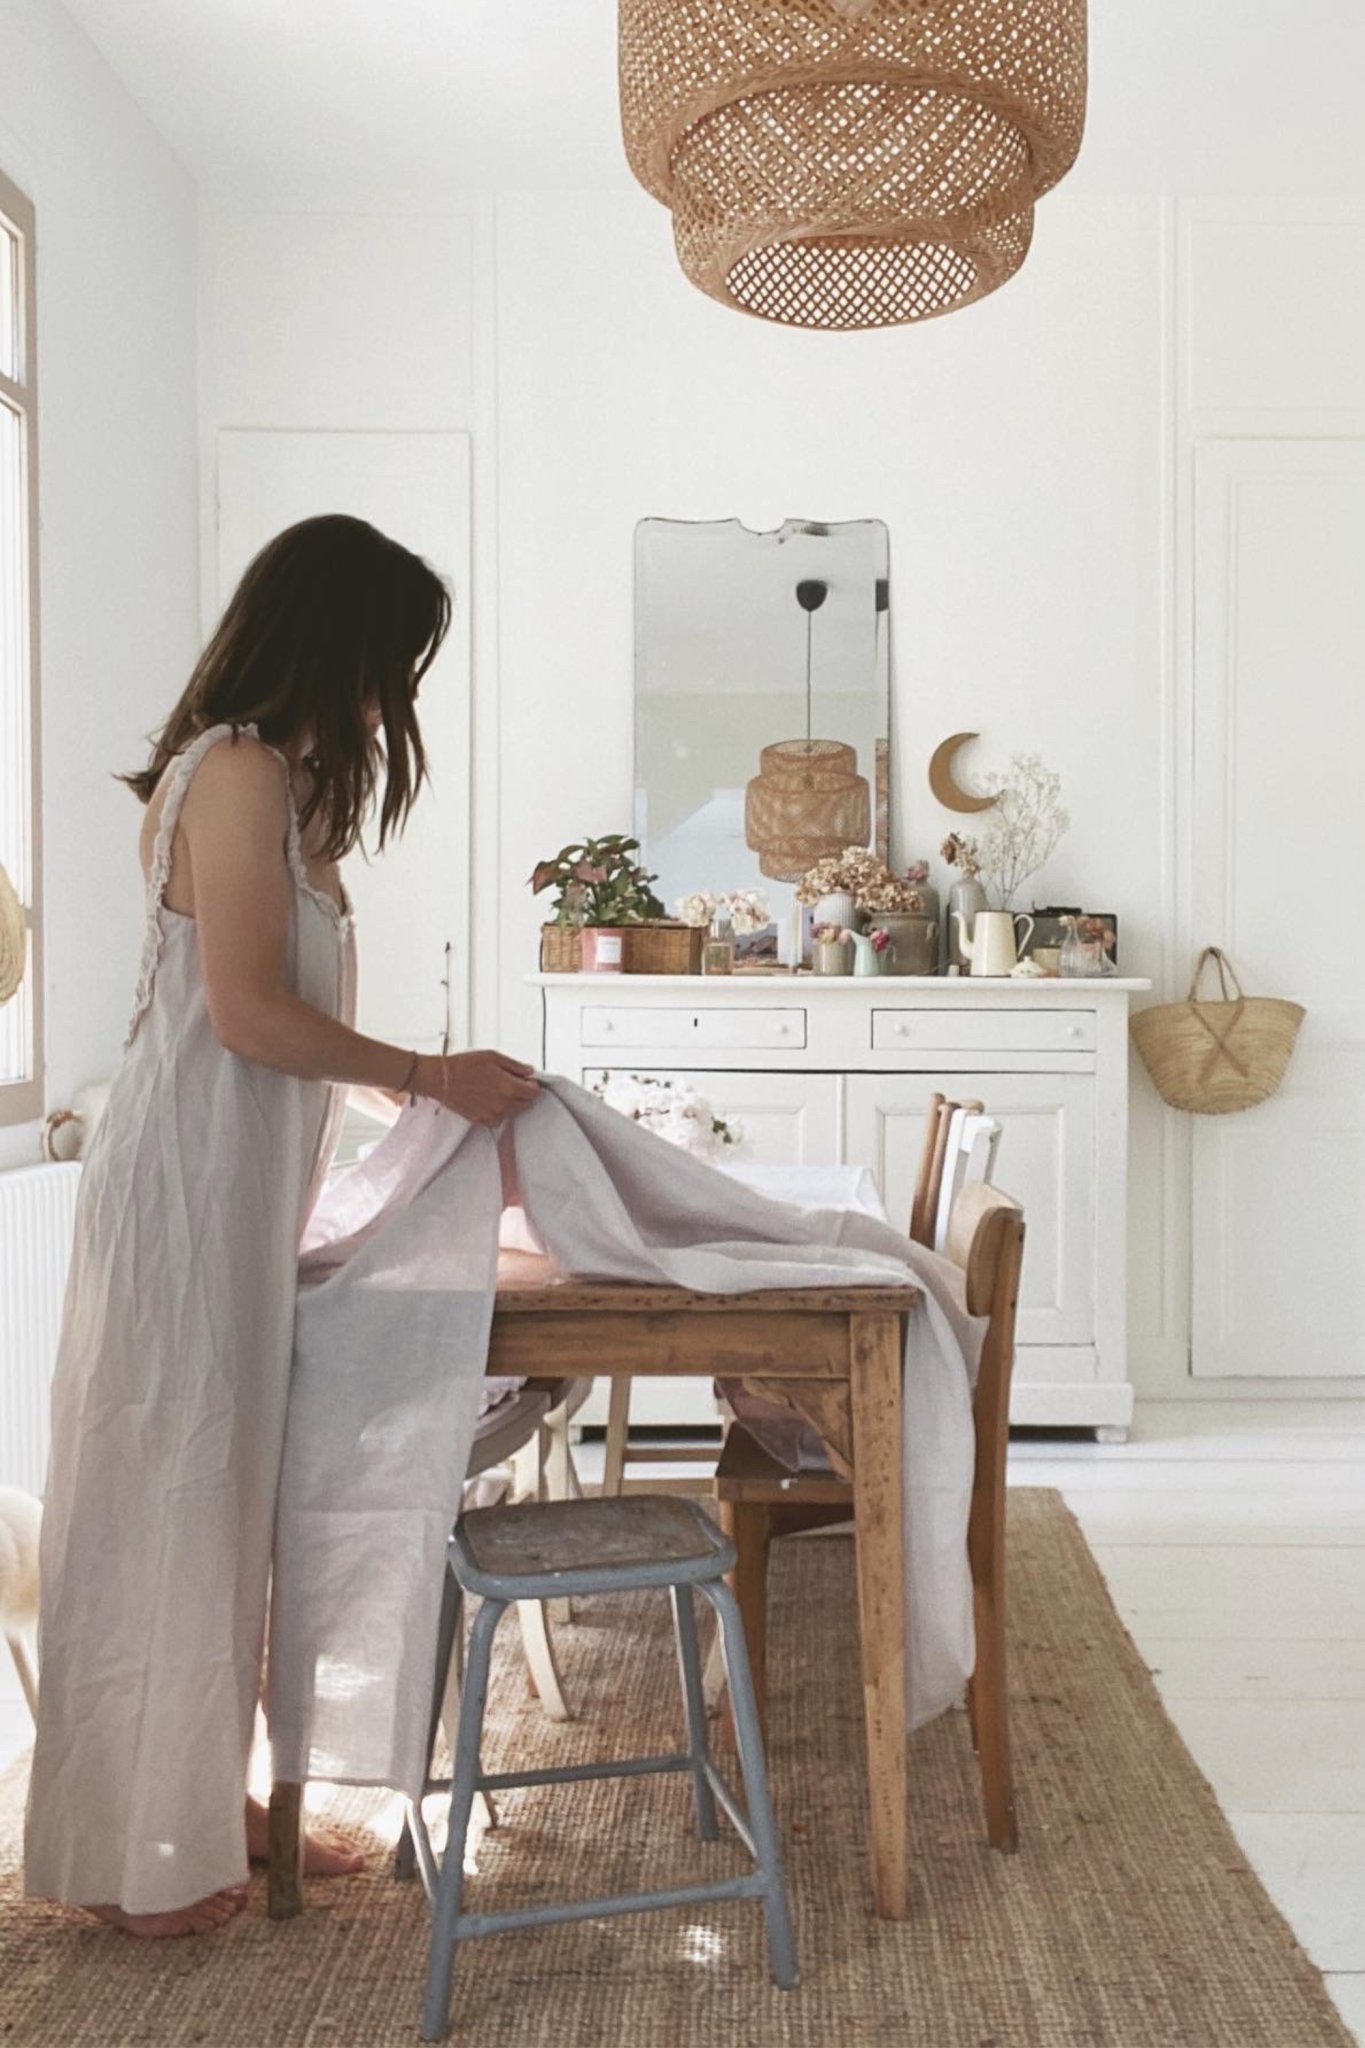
[{"xmin": 533, "ymin": 971, "xmax": 1150, "ymax": 1440}]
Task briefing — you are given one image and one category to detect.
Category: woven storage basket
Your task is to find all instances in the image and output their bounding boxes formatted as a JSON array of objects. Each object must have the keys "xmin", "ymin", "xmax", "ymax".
[
  {"xmin": 0, "ymin": 860, "xmax": 27, "ymax": 1006},
  {"xmin": 1131, "ymin": 948, "xmax": 1305, "ymax": 1115},
  {"xmin": 540, "ymin": 921, "xmax": 704, "ymax": 975}
]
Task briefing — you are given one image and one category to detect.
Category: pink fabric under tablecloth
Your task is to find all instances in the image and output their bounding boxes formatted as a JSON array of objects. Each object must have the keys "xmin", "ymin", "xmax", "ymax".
[{"xmin": 267, "ymin": 1076, "xmax": 985, "ymax": 1797}]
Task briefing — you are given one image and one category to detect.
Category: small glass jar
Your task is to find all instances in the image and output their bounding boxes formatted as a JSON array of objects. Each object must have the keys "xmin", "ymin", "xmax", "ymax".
[
  {"xmin": 702, "ymin": 909, "xmax": 735, "ymax": 975},
  {"xmin": 1059, "ymin": 916, "xmax": 1104, "ymax": 978}
]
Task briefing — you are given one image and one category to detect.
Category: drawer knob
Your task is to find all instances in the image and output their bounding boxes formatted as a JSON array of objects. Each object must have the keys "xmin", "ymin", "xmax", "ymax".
[
  {"xmin": 775, "ymin": 1021, "xmax": 790, "ymax": 1036},
  {"xmin": 894, "ymin": 1021, "xmax": 908, "ymax": 1036},
  {"xmin": 601, "ymin": 1019, "xmax": 615, "ymax": 1033},
  {"xmin": 1066, "ymin": 1025, "xmax": 1081, "ymax": 1039}
]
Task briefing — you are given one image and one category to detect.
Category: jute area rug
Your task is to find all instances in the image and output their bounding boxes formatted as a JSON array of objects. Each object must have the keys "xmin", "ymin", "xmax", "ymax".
[{"xmin": 0, "ymin": 1489, "xmax": 1352, "ymax": 2047}]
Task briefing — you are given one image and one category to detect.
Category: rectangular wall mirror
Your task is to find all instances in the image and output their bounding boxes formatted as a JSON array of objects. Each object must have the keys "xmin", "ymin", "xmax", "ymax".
[{"xmin": 634, "ymin": 516, "xmax": 890, "ymax": 955}]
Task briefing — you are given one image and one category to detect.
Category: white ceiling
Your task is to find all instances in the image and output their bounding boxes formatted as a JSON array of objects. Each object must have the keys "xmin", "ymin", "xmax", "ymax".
[{"xmin": 57, "ymin": 0, "xmax": 1365, "ymax": 204}]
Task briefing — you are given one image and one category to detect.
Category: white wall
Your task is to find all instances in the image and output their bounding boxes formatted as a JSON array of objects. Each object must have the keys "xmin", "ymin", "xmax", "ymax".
[
  {"xmin": 490, "ymin": 186, "xmax": 1190, "ymax": 1381},
  {"xmin": 0, "ymin": 0, "xmax": 198, "ymax": 1170},
  {"xmin": 183, "ymin": 102, "xmax": 1364, "ymax": 1403},
  {"xmin": 196, "ymin": 204, "xmax": 500, "ymax": 1062}
]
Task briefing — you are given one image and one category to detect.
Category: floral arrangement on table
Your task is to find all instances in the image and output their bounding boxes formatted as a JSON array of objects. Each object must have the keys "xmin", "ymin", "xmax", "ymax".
[
  {"xmin": 795, "ymin": 848, "xmax": 924, "ymax": 914},
  {"xmin": 940, "ymin": 754, "xmax": 1068, "ymax": 911},
  {"xmin": 531, "ymin": 836, "xmax": 666, "ymax": 928},
  {"xmin": 592, "ymin": 1071, "xmax": 743, "ymax": 1159},
  {"xmin": 673, "ymin": 888, "xmax": 772, "ymax": 934}
]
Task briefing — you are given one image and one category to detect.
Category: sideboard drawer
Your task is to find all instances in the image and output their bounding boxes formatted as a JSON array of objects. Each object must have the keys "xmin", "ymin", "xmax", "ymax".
[
  {"xmin": 871, "ymin": 1008, "xmax": 1097, "ymax": 1055},
  {"xmin": 580, "ymin": 1006, "xmax": 808, "ymax": 1051}
]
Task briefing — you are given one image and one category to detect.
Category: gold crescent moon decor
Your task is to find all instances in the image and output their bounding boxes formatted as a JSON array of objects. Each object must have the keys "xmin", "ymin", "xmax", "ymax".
[
  {"xmin": 929, "ymin": 733, "xmax": 999, "ymax": 815},
  {"xmin": 0, "ymin": 860, "xmax": 27, "ymax": 1005}
]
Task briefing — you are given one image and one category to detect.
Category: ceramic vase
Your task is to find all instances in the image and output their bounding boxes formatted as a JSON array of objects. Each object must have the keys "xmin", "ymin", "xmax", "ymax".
[
  {"xmin": 869, "ymin": 912, "xmax": 939, "ymax": 976},
  {"xmin": 947, "ymin": 878, "xmax": 987, "ymax": 972},
  {"xmin": 813, "ymin": 891, "xmax": 859, "ymax": 933},
  {"xmin": 812, "ymin": 936, "xmax": 853, "ymax": 976},
  {"xmin": 844, "ymin": 930, "xmax": 885, "ymax": 978}
]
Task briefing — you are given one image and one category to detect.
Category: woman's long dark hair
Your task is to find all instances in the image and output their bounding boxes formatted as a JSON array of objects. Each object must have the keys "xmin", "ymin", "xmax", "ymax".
[{"xmin": 121, "ymin": 514, "xmax": 451, "ymax": 861}]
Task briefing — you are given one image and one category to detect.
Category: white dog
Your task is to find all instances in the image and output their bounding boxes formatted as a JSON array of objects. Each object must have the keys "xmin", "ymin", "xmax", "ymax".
[{"xmin": 0, "ymin": 1487, "xmax": 40, "ymax": 1719}]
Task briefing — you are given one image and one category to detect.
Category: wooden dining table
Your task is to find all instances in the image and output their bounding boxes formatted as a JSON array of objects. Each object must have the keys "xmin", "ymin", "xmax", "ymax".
[{"xmin": 267, "ymin": 1249, "xmax": 920, "ymax": 1923}]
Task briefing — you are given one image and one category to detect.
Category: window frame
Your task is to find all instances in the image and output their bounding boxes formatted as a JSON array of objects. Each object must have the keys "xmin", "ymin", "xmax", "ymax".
[{"xmin": 0, "ymin": 166, "xmax": 42, "ymax": 1126}]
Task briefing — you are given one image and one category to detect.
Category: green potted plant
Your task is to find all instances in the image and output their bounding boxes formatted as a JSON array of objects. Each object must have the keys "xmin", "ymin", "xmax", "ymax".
[{"xmin": 531, "ymin": 835, "xmax": 701, "ymax": 973}]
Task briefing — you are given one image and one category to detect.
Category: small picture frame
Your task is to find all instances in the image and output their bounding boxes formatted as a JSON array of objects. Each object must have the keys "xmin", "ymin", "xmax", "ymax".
[{"xmin": 1024, "ymin": 908, "xmax": 1119, "ymax": 972}]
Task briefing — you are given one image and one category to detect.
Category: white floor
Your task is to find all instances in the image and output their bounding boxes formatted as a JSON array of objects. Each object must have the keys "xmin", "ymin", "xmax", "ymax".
[
  {"xmin": 3, "ymin": 1398, "xmax": 1363, "ymax": 2042},
  {"xmin": 1012, "ymin": 1399, "xmax": 1365, "ymax": 2046}
]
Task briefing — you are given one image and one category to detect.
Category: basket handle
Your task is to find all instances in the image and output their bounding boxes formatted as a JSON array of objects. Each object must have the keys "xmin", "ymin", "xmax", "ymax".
[
  {"xmin": 1186, "ymin": 948, "xmax": 1253, "ymax": 1082},
  {"xmin": 1187, "ymin": 946, "xmax": 1244, "ymax": 1005}
]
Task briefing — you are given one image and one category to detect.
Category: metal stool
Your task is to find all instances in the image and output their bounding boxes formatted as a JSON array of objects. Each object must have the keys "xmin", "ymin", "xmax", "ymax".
[{"xmin": 409, "ymin": 1494, "xmax": 799, "ymax": 2040}]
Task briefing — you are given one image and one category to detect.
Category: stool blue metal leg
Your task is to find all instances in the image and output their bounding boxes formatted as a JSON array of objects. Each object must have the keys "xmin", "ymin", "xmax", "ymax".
[
  {"xmin": 701, "ymin": 1579, "xmax": 799, "ymax": 1990},
  {"xmin": 398, "ymin": 1563, "xmax": 464, "ymax": 1883},
  {"xmin": 670, "ymin": 1585, "xmax": 718, "ymax": 1842},
  {"xmin": 422, "ymin": 1592, "xmax": 506, "ymax": 2042}
]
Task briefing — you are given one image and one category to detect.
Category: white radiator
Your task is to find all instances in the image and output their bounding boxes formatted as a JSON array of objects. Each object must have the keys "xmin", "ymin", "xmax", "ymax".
[{"xmin": 0, "ymin": 1162, "xmax": 81, "ymax": 1495}]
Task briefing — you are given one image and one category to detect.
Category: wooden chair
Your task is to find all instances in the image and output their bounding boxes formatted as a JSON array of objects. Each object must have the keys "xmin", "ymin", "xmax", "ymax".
[
  {"xmin": 714, "ymin": 1179, "xmax": 1027, "ymax": 1854},
  {"xmin": 930, "ymin": 1106, "xmax": 1001, "ymax": 1253},
  {"xmin": 602, "ymin": 1095, "xmax": 984, "ymax": 1495}
]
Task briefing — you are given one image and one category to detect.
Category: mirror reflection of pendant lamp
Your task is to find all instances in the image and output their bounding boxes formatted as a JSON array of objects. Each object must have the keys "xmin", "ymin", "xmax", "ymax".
[{"xmin": 744, "ymin": 577, "xmax": 871, "ymax": 882}]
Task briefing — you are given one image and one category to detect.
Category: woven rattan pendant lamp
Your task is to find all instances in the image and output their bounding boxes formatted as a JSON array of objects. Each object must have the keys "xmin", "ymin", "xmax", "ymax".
[
  {"xmin": 619, "ymin": 0, "xmax": 1087, "ymax": 330},
  {"xmin": 745, "ymin": 578, "xmax": 871, "ymax": 881}
]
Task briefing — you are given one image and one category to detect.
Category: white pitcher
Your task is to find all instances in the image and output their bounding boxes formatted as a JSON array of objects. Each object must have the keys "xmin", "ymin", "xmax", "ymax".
[{"xmin": 953, "ymin": 908, "xmax": 1035, "ymax": 977}]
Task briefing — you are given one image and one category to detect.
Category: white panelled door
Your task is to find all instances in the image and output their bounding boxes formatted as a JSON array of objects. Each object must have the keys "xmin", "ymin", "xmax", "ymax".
[
  {"xmin": 215, "ymin": 429, "xmax": 472, "ymax": 1052},
  {"xmin": 1192, "ymin": 440, "xmax": 1365, "ymax": 1378}
]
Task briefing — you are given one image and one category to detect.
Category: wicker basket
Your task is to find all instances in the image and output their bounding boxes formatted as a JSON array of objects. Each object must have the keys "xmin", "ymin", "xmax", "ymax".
[
  {"xmin": 0, "ymin": 861, "xmax": 26, "ymax": 1006},
  {"xmin": 540, "ymin": 920, "xmax": 704, "ymax": 975},
  {"xmin": 1130, "ymin": 948, "xmax": 1305, "ymax": 1115}
]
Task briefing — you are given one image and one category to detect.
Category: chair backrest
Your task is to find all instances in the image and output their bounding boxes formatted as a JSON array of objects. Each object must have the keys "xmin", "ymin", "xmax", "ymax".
[
  {"xmin": 931, "ymin": 1109, "xmax": 1002, "ymax": 1254},
  {"xmin": 909, "ymin": 1092, "xmax": 999, "ymax": 1250},
  {"xmin": 943, "ymin": 1179, "xmax": 1026, "ymax": 1596},
  {"xmin": 909, "ymin": 1092, "xmax": 949, "ymax": 1245}
]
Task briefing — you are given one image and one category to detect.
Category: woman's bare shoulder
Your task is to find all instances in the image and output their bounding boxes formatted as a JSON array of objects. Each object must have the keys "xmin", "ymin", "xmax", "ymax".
[{"xmin": 180, "ymin": 729, "xmax": 289, "ymax": 817}]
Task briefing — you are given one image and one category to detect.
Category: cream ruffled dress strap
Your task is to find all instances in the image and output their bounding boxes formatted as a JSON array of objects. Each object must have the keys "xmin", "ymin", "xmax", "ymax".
[{"xmin": 123, "ymin": 720, "xmax": 352, "ymax": 1049}]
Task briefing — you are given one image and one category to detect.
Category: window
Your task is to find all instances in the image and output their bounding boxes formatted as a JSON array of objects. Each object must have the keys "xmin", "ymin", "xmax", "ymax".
[{"xmin": 0, "ymin": 168, "xmax": 40, "ymax": 1123}]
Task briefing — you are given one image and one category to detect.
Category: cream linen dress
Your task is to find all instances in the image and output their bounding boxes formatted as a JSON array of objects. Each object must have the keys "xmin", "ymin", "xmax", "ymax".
[{"xmin": 24, "ymin": 721, "xmax": 356, "ymax": 1916}]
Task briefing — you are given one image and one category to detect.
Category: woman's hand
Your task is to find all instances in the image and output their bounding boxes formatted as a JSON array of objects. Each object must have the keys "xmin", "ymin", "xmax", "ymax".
[{"xmin": 415, "ymin": 1050, "xmax": 541, "ymax": 1125}]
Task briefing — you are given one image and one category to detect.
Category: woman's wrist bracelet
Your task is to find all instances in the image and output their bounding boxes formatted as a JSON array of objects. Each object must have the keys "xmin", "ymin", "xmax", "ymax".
[{"xmin": 399, "ymin": 1049, "xmax": 420, "ymax": 1104}]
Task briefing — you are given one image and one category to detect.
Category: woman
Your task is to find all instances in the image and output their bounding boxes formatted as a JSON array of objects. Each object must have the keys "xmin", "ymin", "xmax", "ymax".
[{"xmin": 23, "ymin": 514, "xmax": 539, "ymax": 1938}]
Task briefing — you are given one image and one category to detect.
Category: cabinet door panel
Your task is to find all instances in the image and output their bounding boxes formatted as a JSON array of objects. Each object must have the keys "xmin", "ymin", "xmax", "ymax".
[
  {"xmin": 845, "ymin": 1073, "xmax": 1095, "ymax": 1348},
  {"xmin": 582, "ymin": 1069, "xmax": 839, "ymax": 1169}
]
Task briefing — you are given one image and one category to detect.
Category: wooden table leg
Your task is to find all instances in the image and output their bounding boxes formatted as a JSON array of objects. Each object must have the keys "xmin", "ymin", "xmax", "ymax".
[
  {"xmin": 266, "ymin": 1780, "xmax": 305, "ymax": 1920},
  {"xmin": 848, "ymin": 1310, "xmax": 910, "ymax": 1918}
]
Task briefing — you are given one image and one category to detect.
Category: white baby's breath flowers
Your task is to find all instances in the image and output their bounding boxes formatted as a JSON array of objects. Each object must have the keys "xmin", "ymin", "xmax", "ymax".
[{"xmin": 976, "ymin": 754, "xmax": 1069, "ymax": 910}]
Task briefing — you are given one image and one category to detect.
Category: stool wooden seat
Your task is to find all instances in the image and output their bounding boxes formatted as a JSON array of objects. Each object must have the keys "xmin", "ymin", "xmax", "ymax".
[{"xmin": 457, "ymin": 1494, "xmax": 727, "ymax": 1588}]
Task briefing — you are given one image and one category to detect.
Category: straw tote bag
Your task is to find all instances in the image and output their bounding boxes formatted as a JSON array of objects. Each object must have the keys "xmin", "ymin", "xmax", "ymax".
[{"xmin": 1131, "ymin": 947, "xmax": 1305, "ymax": 1115}]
